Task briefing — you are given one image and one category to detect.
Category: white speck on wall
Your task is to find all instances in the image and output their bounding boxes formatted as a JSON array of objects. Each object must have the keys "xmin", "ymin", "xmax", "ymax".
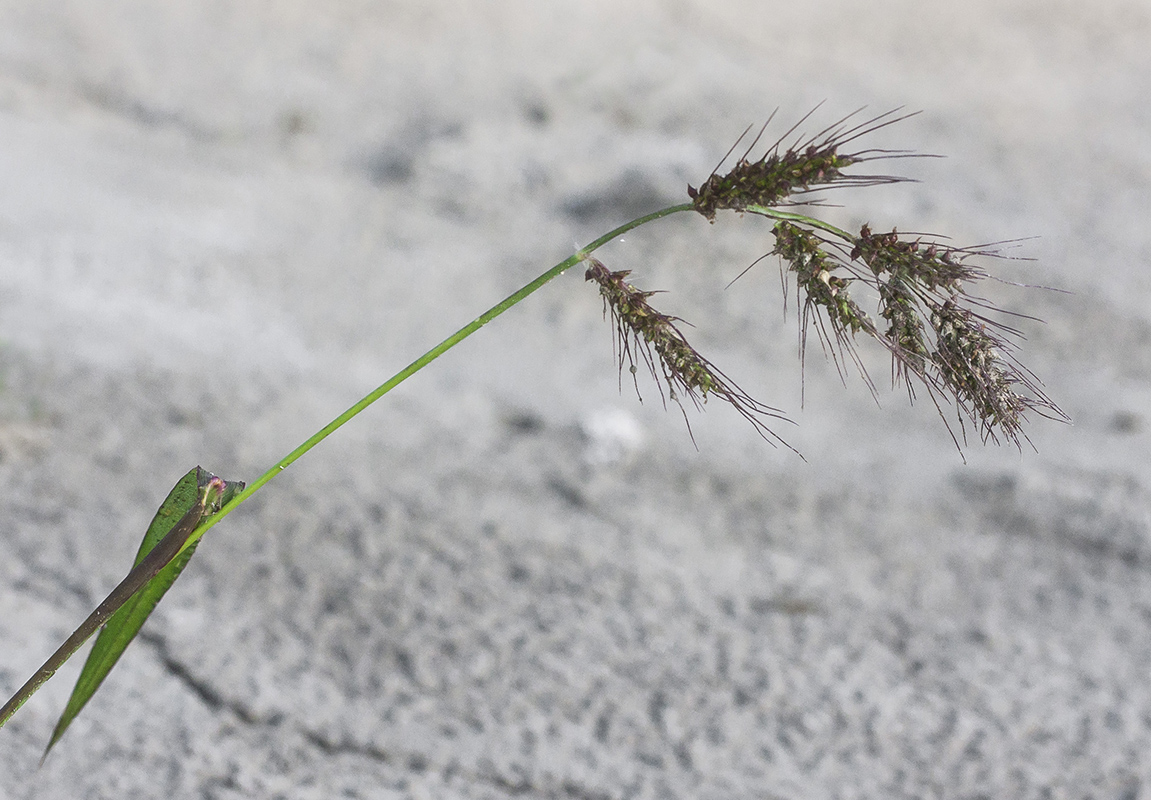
[{"xmin": 580, "ymin": 406, "xmax": 644, "ymax": 464}]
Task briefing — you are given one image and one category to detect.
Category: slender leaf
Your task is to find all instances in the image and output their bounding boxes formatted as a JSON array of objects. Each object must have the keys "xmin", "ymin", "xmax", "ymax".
[
  {"xmin": 0, "ymin": 466, "xmax": 243, "ymax": 753},
  {"xmin": 42, "ymin": 467, "xmax": 244, "ymax": 758},
  {"xmin": 42, "ymin": 468, "xmax": 200, "ymax": 755}
]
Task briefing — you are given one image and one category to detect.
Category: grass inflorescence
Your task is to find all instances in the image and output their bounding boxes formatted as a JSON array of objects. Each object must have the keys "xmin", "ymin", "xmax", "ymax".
[{"xmin": 599, "ymin": 107, "xmax": 1064, "ymax": 450}]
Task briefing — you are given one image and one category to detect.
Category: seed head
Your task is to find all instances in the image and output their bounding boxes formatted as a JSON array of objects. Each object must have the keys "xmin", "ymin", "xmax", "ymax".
[
  {"xmin": 928, "ymin": 299, "xmax": 1053, "ymax": 446},
  {"xmin": 583, "ymin": 256, "xmax": 794, "ymax": 451},
  {"xmin": 852, "ymin": 224, "xmax": 980, "ymax": 293},
  {"xmin": 770, "ymin": 221, "xmax": 876, "ymax": 385},
  {"xmin": 877, "ymin": 274, "xmax": 931, "ymax": 381},
  {"xmin": 690, "ymin": 108, "xmax": 919, "ymax": 221},
  {"xmin": 677, "ymin": 106, "xmax": 1062, "ymax": 452}
]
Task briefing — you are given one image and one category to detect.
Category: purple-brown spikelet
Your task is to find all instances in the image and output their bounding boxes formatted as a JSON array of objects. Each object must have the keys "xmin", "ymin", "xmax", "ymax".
[
  {"xmin": 927, "ymin": 299, "xmax": 1053, "ymax": 446},
  {"xmin": 852, "ymin": 224, "xmax": 980, "ymax": 293},
  {"xmin": 583, "ymin": 256, "xmax": 794, "ymax": 450},
  {"xmin": 690, "ymin": 108, "xmax": 919, "ymax": 221},
  {"xmin": 770, "ymin": 221, "xmax": 876, "ymax": 384},
  {"xmin": 877, "ymin": 274, "xmax": 931, "ymax": 381},
  {"xmin": 773, "ymin": 221, "xmax": 873, "ymax": 338}
]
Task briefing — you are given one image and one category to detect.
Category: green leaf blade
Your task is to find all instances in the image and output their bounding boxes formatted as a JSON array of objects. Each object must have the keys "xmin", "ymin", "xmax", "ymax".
[
  {"xmin": 40, "ymin": 467, "xmax": 205, "ymax": 757},
  {"xmin": 21, "ymin": 467, "xmax": 243, "ymax": 760}
]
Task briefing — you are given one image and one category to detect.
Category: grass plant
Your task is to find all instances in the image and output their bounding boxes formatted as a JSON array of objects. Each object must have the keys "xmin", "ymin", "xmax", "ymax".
[{"xmin": 0, "ymin": 108, "xmax": 1065, "ymax": 760}]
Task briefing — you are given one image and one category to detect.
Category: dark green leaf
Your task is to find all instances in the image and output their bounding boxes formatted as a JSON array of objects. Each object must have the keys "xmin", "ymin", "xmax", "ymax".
[
  {"xmin": 41, "ymin": 468, "xmax": 205, "ymax": 756},
  {"xmin": 0, "ymin": 466, "xmax": 243, "ymax": 756},
  {"xmin": 41, "ymin": 467, "xmax": 243, "ymax": 758}
]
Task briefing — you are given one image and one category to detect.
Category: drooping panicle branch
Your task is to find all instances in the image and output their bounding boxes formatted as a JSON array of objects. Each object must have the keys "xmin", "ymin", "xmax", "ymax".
[
  {"xmin": 928, "ymin": 299, "xmax": 1049, "ymax": 445},
  {"xmin": 771, "ymin": 221, "xmax": 876, "ymax": 384},
  {"xmin": 852, "ymin": 224, "xmax": 983, "ymax": 294},
  {"xmin": 582, "ymin": 255, "xmax": 794, "ymax": 451}
]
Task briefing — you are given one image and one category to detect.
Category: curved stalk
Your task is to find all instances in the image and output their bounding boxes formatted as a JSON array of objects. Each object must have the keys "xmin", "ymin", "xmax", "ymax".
[
  {"xmin": 746, "ymin": 205, "xmax": 855, "ymax": 242},
  {"xmin": 178, "ymin": 202, "xmax": 696, "ymax": 554}
]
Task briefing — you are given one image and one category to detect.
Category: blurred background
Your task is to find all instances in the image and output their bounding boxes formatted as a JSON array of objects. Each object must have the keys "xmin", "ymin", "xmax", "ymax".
[{"xmin": 1, "ymin": 2, "xmax": 1149, "ymax": 797}]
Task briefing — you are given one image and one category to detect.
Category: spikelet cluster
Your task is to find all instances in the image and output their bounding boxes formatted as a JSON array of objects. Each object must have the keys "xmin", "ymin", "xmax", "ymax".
[
  {"xmin": 690, "ymin": 108, "xmax": 915, "ymax": 221},
  {"xmin": 769, "ymin": 220, "xmax": 1061, "ymax": 446},
  {"xmin": 583, "ymin": 256, "xmax": 793, "ymax": 450},
  {"xmin": 771, "ymin": 221, "xmax": 876, "ymax": 381},
  {"xmin": 930, "ymin": 299, "xmax": 1040, "ymax": 445}
]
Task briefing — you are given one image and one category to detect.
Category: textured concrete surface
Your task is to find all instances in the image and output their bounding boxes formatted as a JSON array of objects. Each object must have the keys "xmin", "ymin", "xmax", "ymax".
[{"xmin": 1, "ymin": 2, "xmax": 1149, "ymax": 798}]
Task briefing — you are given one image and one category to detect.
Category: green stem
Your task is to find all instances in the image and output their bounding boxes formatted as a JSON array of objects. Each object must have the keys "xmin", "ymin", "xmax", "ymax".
[
  {"xmin": 746, "ymin": 205, "xmax": 855, "ymax": 242},
  {"xmin": 179, "ymin": 202, "xmax": 696, "ymax": 553}
]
